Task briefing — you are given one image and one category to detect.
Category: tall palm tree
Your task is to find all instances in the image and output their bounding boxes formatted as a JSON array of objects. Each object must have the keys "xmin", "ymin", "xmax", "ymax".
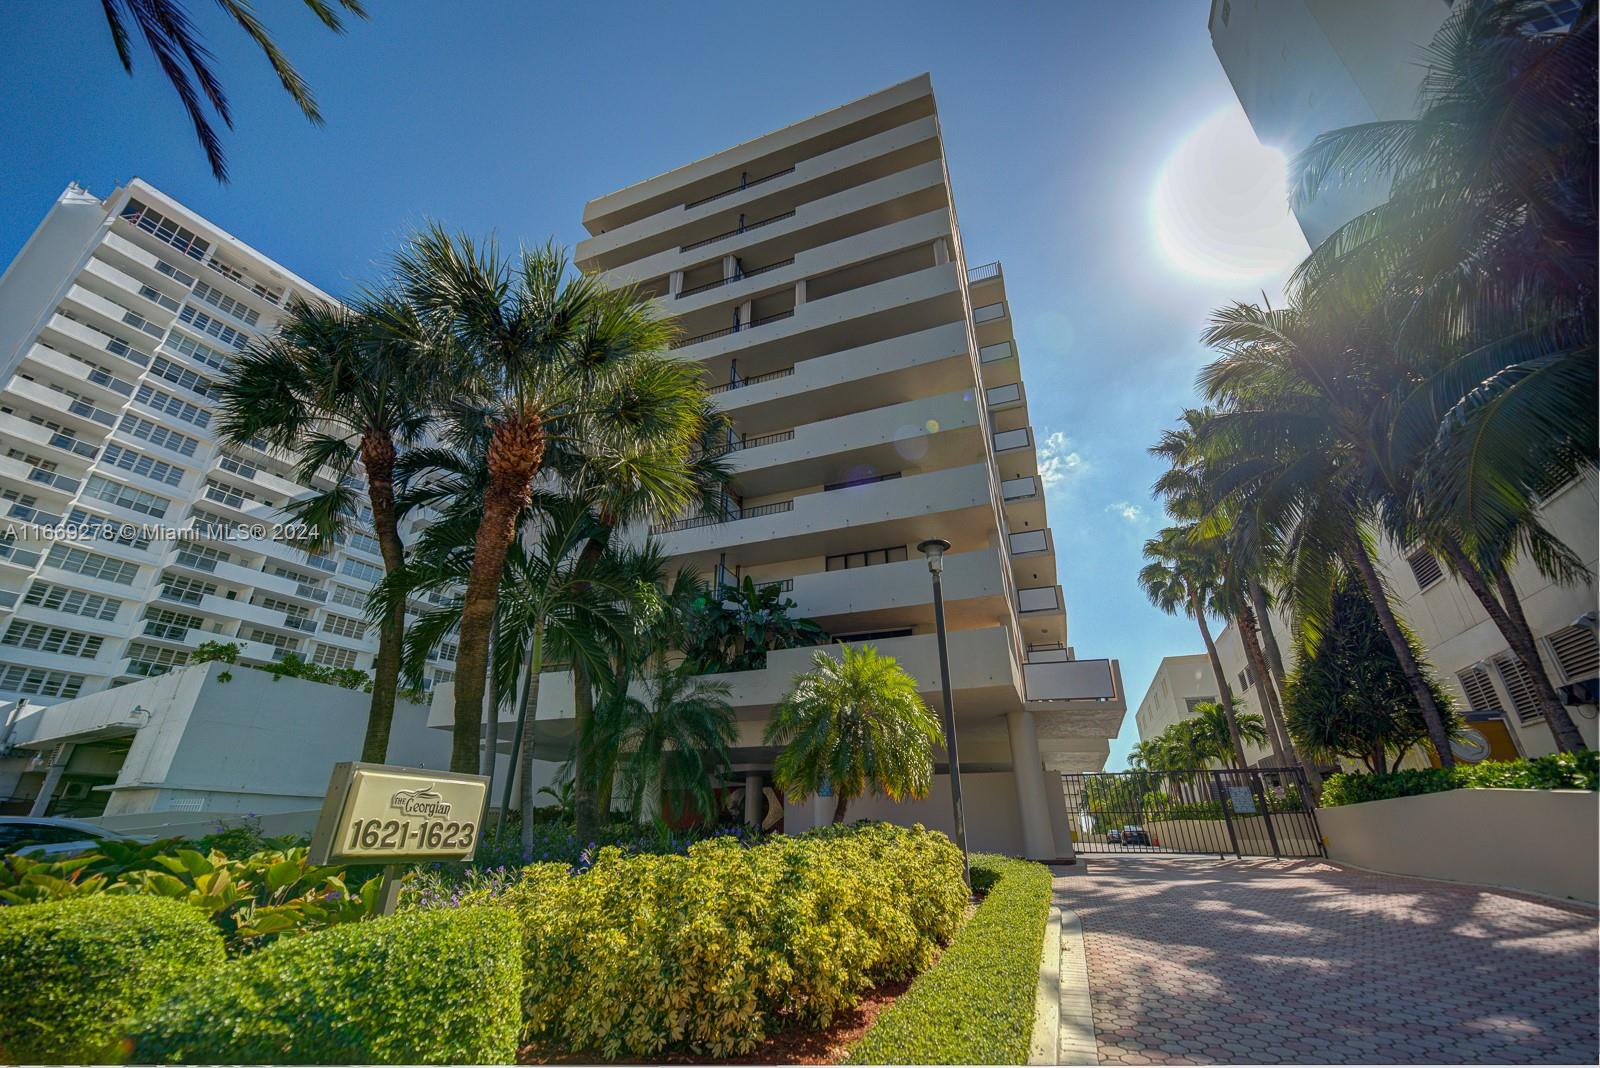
[
  {"xmin": 388, "ymin": 229, "xmax": 705, "ymax": 773},
  {"xmin": 1137, "ymin": 528, "xmax": 1246, "ymax": 768},
  {"xmin": 765, "ymin": 643, "xmax": 943, "ymax": 824},
  {"xmin": 217, "ymin": 296, "xmax": 431, "ymax": 763},
  {"xmin": 91, "ymin": 0, "xmax": 369, "ymax": 182},
  {"xmin": 606, "ymin": 668, "xmax": 737, "ymax": 825},
  {"xmin": 1188, "ymin": 700, "xmax": 1268, "ymax": 769}
]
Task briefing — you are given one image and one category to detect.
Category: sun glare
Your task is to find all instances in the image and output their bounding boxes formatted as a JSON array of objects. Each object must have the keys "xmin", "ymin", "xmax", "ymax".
[{"xmin": 1152, "ymin": 108, "xmax": 1309, "ymax": 281}]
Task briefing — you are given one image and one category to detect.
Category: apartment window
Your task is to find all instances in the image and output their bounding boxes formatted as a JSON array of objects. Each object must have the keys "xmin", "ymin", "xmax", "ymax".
[
  {"xmin": 84, "ymin": 475, "xmax": 170, "ymax": 518},
  {"xmin": 120, "ymin": 199, "xmax": 209, "ymax": 260},
  {"xmin": 45, "ymin": 543, "xmax": 139, "ymax": 585},
  {"xmin": 118, "ymin": 412, "xmax": 200, "ymax": 457},
  {"xmin": 1236, "ymin": 666, "xmax": 1256, "ymax": 692},
  {"xmin": 313, "ymin": 644, "xmax": 359, "ymax": 671},
  {"xmin": 247, "ymin": 629, "xmax": 299, "ymax": 657},
  {"xmin": 824, "ymin": 472, "xmax": 901, "ymax": 492},
  {"xmin": 0, "ymin": 665, "xmax": 85, "ymax": 698},
  {"xmin": 217, "ymin": 452, "xmax": 258, "ymax": 480},
  {"xmin": 104, "ymin": 335, "xmax": 152, "ymax": 367},
  {"xmin": 126, "ymin": 641, "xmax": 188, "ymax": 677},
  {"xmin": 434, "ymin": 640, "xmax": 459, "ymax": 663},
  {"xmin": 65, "ymin": 509, "xmax": 151, "ymax": 550},
  {"xmin": 256, "ymin": 595, "xmax": 309, "ymax": 618},
  {"xmin": 1183, "ymin": 696, "xmax": 1217, "ymax": 714},
  {"xmin": 176, "ymin": 305, "xmax": 249, "ymax": 349},
  {"xmin": 134, "ymin": 384, "xmax": 209, "ymax": 429},
  {"xmin": 153, "ymin": 258, "xmax": 196, "ymax": 288},
  {"xmin": 101, "ymin": 443, "xmax": 184, "ymax": 488},
  {"xmin": 136, "ymin": 283, "xmax": 181, "ymax": 313},
  {"xmin": 328, "ymin": 584, "xmax": 365, "ymax": 610},
  {"xmin": 206, "ymin": 257, "xmax": 283, "ymax": 305},
  {"xmin": 175, "ymin": 543, "xmax": 230, "ymax": 571},
  {"xmin": 1406, "ymin": 548, "xmax": 1443, "ymax": 591},
  {"xmin": 142, "ymin": 606, "xmax": 204, "ymax": 640},
  {"xmin": 1491, "ymin": 652, "xmax": 1543, "ymax": 723},
  {"xmin": 1, "ymin": 621, "xmax": 104, "ymax": 660},
  {"xmin": 825, "ymin": 545, "xmax": 909, "ymax": 571},
  {"xmin": 1457, "ymin": 664, "xmax": 1503, "ymax": 713},
  {"xmin": 150, "ymin": 355, "xmax": 215, "ymax": 399},
  {"xmin": 339, "ymin": 558, "xmax": 383, "ymax": 585},
  {"xmin": 191, "ymin": 281, "xmax": 261, "ymax": 327},
  {"xmin": 323, "ymin": 615, "xmax": 366, "ymax": 640},
  {"xmin": 159, "ymin": 574, "xmax": 216, "ymax": 605},
  {"xmin": 344, "ymin": 531, "xmax": 381, "ymax": 556},
  {"xmin": 164, "ymin": 332, "xmax": 231, "ymax": 374},
  {"xmin": 23, "ymin": 581, "xmax": 122, "ymax": 622},
  {"xmin": 1545, "ymin": 624, "xmax": 1599, "ymax": 682}
]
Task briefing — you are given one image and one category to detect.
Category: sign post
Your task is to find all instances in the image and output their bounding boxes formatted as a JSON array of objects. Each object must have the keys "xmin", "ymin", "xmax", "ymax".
[{"xmin": 309, "ymin": 762, "xmax": 490, "ymax": 914}]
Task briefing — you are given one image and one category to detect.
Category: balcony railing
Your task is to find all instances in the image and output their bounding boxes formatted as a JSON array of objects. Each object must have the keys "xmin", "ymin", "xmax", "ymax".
[
  {"xmin": 677, "ymin": 257, "xmax": 796, "ymax": 299},
  {"xmin": 979, "ymin": 341, "xmax": 1014, "ymax": 364},
  {"xmin": 0, "ymin": 542, "xmax": 41, "ymax": 568},
  {"xmin": 707, "ymin": 366, "xmax": 794, "ymax": 395},
  {"xmin": 973, "ymin": 301, "xmax": 1007, "ymax": 324},
  {"xmin": 684, "ymin": 166, "xmax": 795, "ymax": 210},
  {"xmin": 651, "ymin": 498, "xmax": 793, "ymax": 535},
  {"xmin": 967, "ymin": 261, "xmax": 1002, "ymax": 284},
  {"xmin": 726, "ymin": 429, "xmax": 794, "ymax": 452},
  {"xmin": 672, "ymin": 309, "xmax": 795, "ymax": 350},
  {"xmin": 27, "ymin": 468, "xmax": 80, "ymax": 493},
  {"xmin": 48, "ymin": 433, "xmax": 97, "ymax": 460},
  {"xmin": 680, "ymin": 209, "xmax": 796, "ymax": 253},
  {"xmin": 992, "ymin": 427, "xmax": 1032, "ymax": 452},
  {"xmin": 282, "ymin": 614, "xmax": 318, "ymax": 633},
  {"xmin": 67, "ymin": 399, "xmax": 117, "ymax": 427},
  {"xmin": 1001, "ymin": 475, "xmax": 1038, "ymax": 501}
]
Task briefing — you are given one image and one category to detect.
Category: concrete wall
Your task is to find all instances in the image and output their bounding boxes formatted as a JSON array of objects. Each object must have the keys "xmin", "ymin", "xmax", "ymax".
[
  {"xmin": 1133, "ymin": 653, "xmax": 1218, "ymax": 743},
  {"xmin": 1318, "ymin": 789, "xmax": 1599, "ymax": 904},
  {"xmin": 783, "ymin": 770, "xmax": 1025, "ymax": 857}
]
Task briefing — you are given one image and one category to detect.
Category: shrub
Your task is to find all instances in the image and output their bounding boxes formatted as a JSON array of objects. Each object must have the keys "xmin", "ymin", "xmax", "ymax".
[
  {"xmin": 473, "ymin": 821, "xmax": 966, "ymax": 1058},
  {"xmin": 848, "ymin": 854, "xmax": 1053, "ymax": 1065},
  {"xmin": 0, "ymin": 895, "xmax": 225, "ymax": 1063},
  {"xmin": 1321, "ymin": 750, "xmax": 1599, "ymax": 807},
  {"xmin": 133, "ymin": 906, "xmax": 521, "ymax": 1065}
]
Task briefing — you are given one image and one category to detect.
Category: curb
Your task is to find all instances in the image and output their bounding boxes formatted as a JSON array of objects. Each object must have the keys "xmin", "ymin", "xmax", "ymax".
[
  {"xmin": 1028, "ymin": 906, "xmax": 1063, "ymax": 1065},
  {"xmin": 1057, "ymin": 907, "xmax": 1097, "ymax": 1065}
]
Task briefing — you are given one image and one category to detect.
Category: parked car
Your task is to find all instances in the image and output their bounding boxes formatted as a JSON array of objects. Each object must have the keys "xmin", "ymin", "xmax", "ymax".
[
  {"xmin": 1106, "ymin": 827, "xmax": 1122, "ymax": 844},
  {"xmin": 1120, "ymin": 825, "xmax": 1151, "ymax": 846},
  {"xmin": 0, "ymin": 816, "xmax": 145, "ymax": 858}
]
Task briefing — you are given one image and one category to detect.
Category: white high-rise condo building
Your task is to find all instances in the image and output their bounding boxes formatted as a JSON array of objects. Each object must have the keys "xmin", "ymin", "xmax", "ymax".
[
  {"xmin": 0, "ymin": 180, "xmax": 437, "ymax": 709},
  {"xmin": 569, "ymin": 75, "xmax": 1126, "ymax": 858}
]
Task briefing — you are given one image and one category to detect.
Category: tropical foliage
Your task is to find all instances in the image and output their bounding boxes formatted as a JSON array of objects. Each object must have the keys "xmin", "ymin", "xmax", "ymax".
[
  {"xmin": 1132, "ymin": 699, "xmax": 1268, "ymax": 771},
  {"xmin": 1321, "ymin": 751, "xmax": 1599, "ymax": 807},
  {"xmin": 765, "ymin": 644, "xmax": 944, "ymax": 823},
  {"xmin": 678, "ymin": 575, "xmax": 829, "ymax": 673}
]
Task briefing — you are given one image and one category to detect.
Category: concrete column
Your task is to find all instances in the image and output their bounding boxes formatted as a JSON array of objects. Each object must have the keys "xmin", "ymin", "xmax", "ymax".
[
  {"xmin": 743, "ymin": 772, "xmax": 763, "ymax": 828},
  {"xmin": 1007, "ymin": 711, "xmax": 1056, "ymax": 861},
  {"xmin": 28, "ymin": 742, "xmax": 74, "ymax": 817}
]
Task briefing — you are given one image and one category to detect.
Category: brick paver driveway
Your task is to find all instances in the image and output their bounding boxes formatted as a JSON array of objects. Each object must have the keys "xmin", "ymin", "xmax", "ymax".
[{"xmin": 1053, "ymin": 855, "xmax": 1598, "ymax": 1065}]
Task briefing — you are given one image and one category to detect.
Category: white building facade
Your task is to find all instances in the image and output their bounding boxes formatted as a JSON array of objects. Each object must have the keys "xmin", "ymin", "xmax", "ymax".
[{"xmin": 0, "ymin": 180, "xmax": 460, "ymax": 723}]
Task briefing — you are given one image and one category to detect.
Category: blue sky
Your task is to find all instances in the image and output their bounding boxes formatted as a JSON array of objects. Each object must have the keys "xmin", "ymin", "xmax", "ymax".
[{"xmin": 0, "ymin": 0, "xmax": 1305, "ymax": 769}]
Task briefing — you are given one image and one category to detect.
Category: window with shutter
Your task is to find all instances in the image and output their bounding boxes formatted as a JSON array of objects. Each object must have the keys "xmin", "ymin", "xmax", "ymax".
[
  {"xmin": 1456, "ymin": 666, "xmax": 1502, "ymax": 713},
  {"xmin": 1545, "ymin": 624, "xmax": 1599, "ymax": 683},
  {"xmin": 1406, "ymin": 548, "xmax": 1443, "ymax": 590},
  {"xmin": 1492, "ymin": 652, "xmax": 1543, "ymax": 723}
]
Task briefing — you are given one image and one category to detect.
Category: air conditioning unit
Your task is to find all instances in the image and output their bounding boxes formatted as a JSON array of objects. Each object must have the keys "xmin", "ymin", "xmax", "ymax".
[{"xmin": 59, "ymin": 781, "xmax": 92, "ymax": 801}]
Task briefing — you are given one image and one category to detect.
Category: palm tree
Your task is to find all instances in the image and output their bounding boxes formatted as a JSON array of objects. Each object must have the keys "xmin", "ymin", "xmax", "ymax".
[
  {"xmin": 764, "ymin": 643, "xmax": 943, "ymax": 824},
  {"xmin": 1188, "ymin": 701, "xmax": 1268, "ymax": 769},
  {"xmin": 1137, "ymin": 527, "xmax": 1246, "ymax": 768},
  {"xmin": 91, "ymin": 0, "xmax": 369, "ymax": 182},
  {"xmin": 216, "ymin": 296, "xmax": 431, "ymax": 763},
  {"xmin": 606, "ymin": 668, "xmax": 737, "ymax": 825},
  {"xmin": 388, "ymin": 229, "xmax": 706, "ymax": 774}
]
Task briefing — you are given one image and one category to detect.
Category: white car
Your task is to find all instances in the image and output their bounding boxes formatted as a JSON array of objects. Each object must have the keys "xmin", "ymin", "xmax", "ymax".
[{"xmin": 0, "ymin": 816, "xmax": 145, "ymax": 859}]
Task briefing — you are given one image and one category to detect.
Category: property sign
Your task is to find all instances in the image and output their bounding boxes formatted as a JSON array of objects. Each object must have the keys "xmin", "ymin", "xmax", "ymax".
[
  {"xmin": 309, "ymin": 762, "xmax": 489, "ymax": 865},
  {"xmin": 1226, "ymin": 785, "xmax": 1257, "ymax": 814}
]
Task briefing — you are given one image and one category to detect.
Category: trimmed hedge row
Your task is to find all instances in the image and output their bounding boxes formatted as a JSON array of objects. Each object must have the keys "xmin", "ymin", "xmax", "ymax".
[
  {"xmin": 134, "ymin": 906, "xmax": 522, "ymax": 1065},
  {"xmin": 847, "ymin": 854, "xmax": 1053, "ymax": 1065},
  {"xmin": 1322, "ymin": 750, "xmax": 1599, "ymax": 807},
  {"xmin": 479, "ymin": 821, "xmax": 968, "ymax": 1059},
  {"xmin": 0, "ymin": 895, "xmax": 226, "ymax": 1064}
]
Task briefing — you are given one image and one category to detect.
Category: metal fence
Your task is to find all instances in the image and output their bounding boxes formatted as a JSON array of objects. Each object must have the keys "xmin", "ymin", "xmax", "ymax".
[{"xmin": 1062, "ymin": 767, "xmax": 1325, "ymax": 859}]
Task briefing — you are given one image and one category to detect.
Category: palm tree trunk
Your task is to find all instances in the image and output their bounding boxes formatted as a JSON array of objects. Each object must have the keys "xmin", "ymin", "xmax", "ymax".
[
  {"xmin": 452, "ymin": 418, "xmax": 544, "ymax": 773},
  {"xmin": 1248, "ymin": 581, "xmax": 1289, "ymax": 698},
  {"xmin": 1237, "ymin": 604, "xmax": 1289, "ymax": 768},
  {"xmin": 1436, "ymin": 539, "xmax": 1587, "ymax": 752},
  {"xmin": 359, "ymin": 431, "xmax": 405, "ymax": 764},
  {"xmin": 1344, "ymin": 529, "xmax": 1455, "ymax": 768},
  {"xmin": 518, "ymin": 627, "xmax": 544, "ymax": 859},
  {"xmin": 481, "ymin": 643, "xmax": 498, "ymax": 778},
  {"xmin": 571, "ymin": 536, "xmax": 610, "ymax": 841},
  {"xmin": 832, "ymin": 792, "xmax": 850, "ymax": 825},
  {"xmin": 1191, "ymin": 589, "xmax": 1246, "ymax": 768}
]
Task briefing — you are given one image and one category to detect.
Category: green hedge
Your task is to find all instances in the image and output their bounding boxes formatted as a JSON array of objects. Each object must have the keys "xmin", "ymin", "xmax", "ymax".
[
  {"xmin": 1322, "ymin": 751, "xmax": 1599, "ymax": 807},
  {"xmin": 847, "ymin": 854, "xmax": 1052, "ymax": 1065},
  {"xmin": 0, "ymin": 895, "xmax": 225, "ymax": 1063},
  {"xmin": 482, "ymin": 821, "xmax": 967, "ymax": 1059},
  {"xmin": 133, "ymin": 906, "xmax": 521, "ymax": 1065}
]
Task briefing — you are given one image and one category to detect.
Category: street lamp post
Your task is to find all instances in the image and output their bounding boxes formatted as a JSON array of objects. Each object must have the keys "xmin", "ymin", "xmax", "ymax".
[{"xmin": 918, "ymin": 538, "xmax": 970, "ymax": 887}]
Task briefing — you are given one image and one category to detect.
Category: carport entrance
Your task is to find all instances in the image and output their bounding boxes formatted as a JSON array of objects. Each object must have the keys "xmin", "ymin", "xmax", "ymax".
[{"xmin": 1062, "ymin": 767, "xmax": 1325, "ymax": 858}]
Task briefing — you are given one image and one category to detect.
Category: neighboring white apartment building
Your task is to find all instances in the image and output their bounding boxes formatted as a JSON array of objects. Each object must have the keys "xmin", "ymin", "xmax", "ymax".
[
  {"xmin": 438, "ymin": 75, "xmax": 1128, "ymax": 860},
  {"xmin": 0, "ymin": 180, "xmax": 461, "ymax": 717},
  {"xmin": 1200, "ymin": 0, "xmax": 1599, "ymax": 760},
  {"xmin": 1132, "ymin": 653, "xmax": 1216, "ymax": 745}
]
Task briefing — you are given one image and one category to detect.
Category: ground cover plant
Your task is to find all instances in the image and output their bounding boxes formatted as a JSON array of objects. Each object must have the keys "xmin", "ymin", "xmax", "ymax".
[
  {"xmin": 1321, "ymin": 751, "xmax": 1598, "ymax": 807},
  {"xmin": 846, "ymin": 853, "xmax": 1053, "ymax": 1065}
]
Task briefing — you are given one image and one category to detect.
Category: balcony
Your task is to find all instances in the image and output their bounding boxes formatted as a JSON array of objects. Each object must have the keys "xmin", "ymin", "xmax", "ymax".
[
  {"xmin": 677, "ymin": 256, "xmax": 795, "ymax": 299},
  {"xmin": 966, "ymin": 261, "xmax": 1002, "ymax": 285},
  {"xmin": 40, "ymin": 313, "xmax": 154, "ymax": 370},
  {"xmin": 985, "ymin": 383, "xmax": 1024, "ymax": 411},
  {"xmin": 673, "ymin": 309, "xmax": 795, "ymax": 350},
  {"xmin": 778, "ymin": 548, "xmax": 1008, "ymax": 633},
  {"xmin": 1017, "ymin": 585, "xmax": 1061, "ymax": 614},
  {"xmin": 1023, "ymin": 657, "xmax": 1123, "ymax": 706}
]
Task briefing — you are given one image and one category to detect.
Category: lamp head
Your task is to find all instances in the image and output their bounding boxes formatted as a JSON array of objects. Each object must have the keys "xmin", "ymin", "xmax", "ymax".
[{"xmin": 917, "ymin": 538, "xmax": 952, "ymax": 574}]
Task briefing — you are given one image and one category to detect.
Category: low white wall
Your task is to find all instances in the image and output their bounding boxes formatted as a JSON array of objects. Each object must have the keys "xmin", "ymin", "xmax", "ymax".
[
  {"xmin": 783, "ymin": 771, "xmax": 1025, "ymax": 856},
  {"xmin": 1318, "ymin": 788, "xmax": 1599, "ymax": 904}
]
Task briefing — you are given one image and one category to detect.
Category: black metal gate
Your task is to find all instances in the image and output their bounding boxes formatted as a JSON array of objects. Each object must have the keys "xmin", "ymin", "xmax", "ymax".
[{"xmin": 1061, "ymin": 767, "xmax": 1326, "ymax": 858}]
